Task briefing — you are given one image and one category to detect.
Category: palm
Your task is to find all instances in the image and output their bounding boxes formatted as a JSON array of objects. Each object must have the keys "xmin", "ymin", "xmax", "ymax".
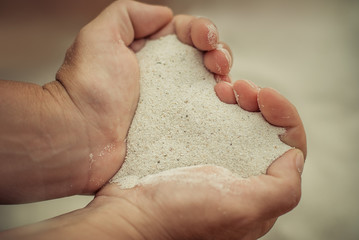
[
  {"xmin": 54, "ymin": 2, "xmax": 172, "ymax": 192},
  {"xmin": 94, "ymin": 85, "xmax": 306, "ymax": 240},
  {"xmin": 53, "ymin": 1, "xmax": 234, "ymax": 194},
  {"xmin": 56, "ymin": 34, "xmax": 139, "ymax": 192},
  {"xmin": 96, "ymin": 159, "xmax": 295, "ymax": 240}
]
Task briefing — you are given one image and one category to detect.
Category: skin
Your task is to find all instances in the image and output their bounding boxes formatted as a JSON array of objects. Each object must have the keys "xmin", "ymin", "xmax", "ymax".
[
  {"xmin": 0, "ymin": 0, "xmax": 307, "ymax": 239},
  {"xmin": 0, "ymin": 1, "xmax": 232, "ymax": 203}
]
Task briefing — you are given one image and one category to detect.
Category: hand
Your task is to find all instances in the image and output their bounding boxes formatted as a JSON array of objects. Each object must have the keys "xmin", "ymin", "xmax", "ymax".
[
  {"xmin": 1, "ymin": 83, "xmax": 306, "ymax": 239},
  {"xmin": 51, "ymin": 1, "xmax": 233, "ymax": 195},
  {"xmin": 0, "ymin": 1, "xmax": 232, "ymax": 203},
  {"xmin": 0, "ymin": 0, "xmax": 233, "ymax": 203},
  {"xmin": 89, "ymin": 85, "xmax": 307, "ymax": 240}
]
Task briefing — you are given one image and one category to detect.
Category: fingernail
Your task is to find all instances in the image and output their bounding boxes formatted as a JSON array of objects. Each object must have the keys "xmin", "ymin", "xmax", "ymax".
[
  {"xmin": 295, "ymin": 150, "xmax": 304, "ymax": 175},
  {"xmin": 233, "ymin": 88, "xmax": 240, "ymax": 104},
  {"xmin": 216, "ymin": 44, "xmax": 232, "ymax": 67},
  {"xmin": 244, "ymin": 79, "xmax": 259, "ymax": 90},
  {"xmin": 207, "ymin": 23, "xmax": 218, "ymax": 48},
  {"xmin": 223, "ymin": 81, "xmax": 233, "ymax": 87},
  {"xmin": 257, "ymin": 88, "xmax": 264, "ymax": 109}
]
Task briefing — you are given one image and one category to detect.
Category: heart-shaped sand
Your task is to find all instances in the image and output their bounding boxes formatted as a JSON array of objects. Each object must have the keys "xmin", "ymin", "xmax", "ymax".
[{"xmin": 111, "ymin": 35, "xmax": 291, "ymax": 188}]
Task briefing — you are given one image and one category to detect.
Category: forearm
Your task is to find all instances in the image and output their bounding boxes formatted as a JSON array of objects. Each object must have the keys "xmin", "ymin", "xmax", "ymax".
[
  {"xmin": 0, "ymin": 208, "xmax": 93, "ymax": 240},
  {"xmin": 0, "ymin": 196, "xmax": 148, "ymax": 240},
  {"xmin": 0, "ymin": 79, "xmax": 88, "ymax": 203}
]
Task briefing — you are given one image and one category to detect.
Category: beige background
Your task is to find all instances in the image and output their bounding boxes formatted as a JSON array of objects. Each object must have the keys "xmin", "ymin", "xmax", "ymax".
[{"xmin": 1, "ymin": 0, "xmax": 358, "ymax": 239}]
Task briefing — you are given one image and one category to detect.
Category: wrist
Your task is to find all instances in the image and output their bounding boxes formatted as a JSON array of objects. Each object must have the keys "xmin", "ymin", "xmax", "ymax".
[
  {"xmin": 0, "ymin": 80, "xmax": 89, "ymax": 203},
  {"xmin": 0, "ymin": 195, "xmax": 149, "ymax": 240},
  {"xmin": 87, "ymin": 192, "xmax": 165, "ymax": 240}
]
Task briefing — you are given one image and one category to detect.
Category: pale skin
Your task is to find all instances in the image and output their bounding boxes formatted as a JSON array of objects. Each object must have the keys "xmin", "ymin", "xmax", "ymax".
[{"xmin": 0, "ymin": 1, "xmax": 307, "ymax": 239}]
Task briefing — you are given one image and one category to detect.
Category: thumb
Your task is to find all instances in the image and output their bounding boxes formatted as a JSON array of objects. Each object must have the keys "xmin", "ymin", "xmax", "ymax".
[
  {"xmin": 247, "ymin": 149, "xmax": 304, "ymax": 220},
  {"xmin": 84, "ymin": 1, "xmax": 173, "ymax": 46},
  {"xmin": 267, "ymin": 148, "xmax": 304, "ymax": 179},
  {"xmin": 55, "ymin": 1, "xmax": 173, "ymax": 123}
]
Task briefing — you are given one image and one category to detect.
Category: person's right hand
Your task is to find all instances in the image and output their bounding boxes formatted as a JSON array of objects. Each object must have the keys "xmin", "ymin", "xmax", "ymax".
[
  {"xmin": 0, "ymin": 0, "xmax": 233, "ymax": 203},
  {"xmin": 91, "ymin": 85, "xmax": 307, "ymax": 240},
  {"xmin": 50, "ymin": 0, "xmax": 233, "ymax": 197}
]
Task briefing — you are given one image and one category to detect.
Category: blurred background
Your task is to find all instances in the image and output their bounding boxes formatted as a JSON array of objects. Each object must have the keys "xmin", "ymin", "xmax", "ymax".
[{"xmin": 0, "ymin": 0, "xmax": 358, "ymax": 239}]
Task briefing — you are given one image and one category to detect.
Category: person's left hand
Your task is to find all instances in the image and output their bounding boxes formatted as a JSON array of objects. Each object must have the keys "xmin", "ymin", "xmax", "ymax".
[{"xmin": 85, "ymin": 84, "xmax": 306, "ymax": 240}]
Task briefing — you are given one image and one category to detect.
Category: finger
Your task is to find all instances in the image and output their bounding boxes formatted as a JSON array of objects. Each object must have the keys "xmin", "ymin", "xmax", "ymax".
[
  {"xmin": 152, "ymin": 15, "xmax": 233, "ymax": 76},
  {"xmin": 126, "ymin": 2, "xmax": 173, "ymax": 41},
  {"xmin": 84, "ymin": 1, "xmax": 173, "ymax": 46},
  {"xmin": 204, "ymin": 42, "xmax": 232, "ymax": 75},
  {"xmin": 214, "ymin": 81, "xmax": 236, "ymax": 104},
  {"xmin": 152, "ymin": 15, "xmax": 219, "ymax": 51},
  {"xmin": 265, "ymin": 149, "xmax": 304, "ymax": 213},
  {"xmin": 244, "ymin": 149, "xmax": 304, "ymax": 220},
  {"xmin": 214, "ymin": 74, "xmax": 231, "ymax": 83},
  {"xmin": 129, "ymin": 39, "xmax": 147, "ymax": 52},
  {"xmin": 173, "ymin": 17, "xmax": 232, "ymax": 74},
  {"xmin": 233, "ymin": 80, "xmax": 260, "ymax": 112},
  {"xmin": 190, "ymin": 17, "xmax": 219, "ymax": 50},
  {"xmin": 258, "ymin": 88, "xmax": 307, "ymax": 157}
]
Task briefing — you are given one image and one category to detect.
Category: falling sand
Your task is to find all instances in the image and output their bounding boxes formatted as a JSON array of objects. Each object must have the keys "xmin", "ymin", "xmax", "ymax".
[{"xmin": 111, "ymin": 35, "xmax": 291, "ymax": 189}]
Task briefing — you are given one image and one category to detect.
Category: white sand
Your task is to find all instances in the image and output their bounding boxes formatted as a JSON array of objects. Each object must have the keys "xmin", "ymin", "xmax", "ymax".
[{"xmin": 111, "ymin": 35, "xmax": 291, "ymax": 188}]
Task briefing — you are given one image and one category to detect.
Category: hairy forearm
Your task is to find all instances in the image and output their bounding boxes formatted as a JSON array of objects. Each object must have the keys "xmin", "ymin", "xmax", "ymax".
[{"xmin": 0, "ymin": 79, "xmax": 89, "ymax": 203}]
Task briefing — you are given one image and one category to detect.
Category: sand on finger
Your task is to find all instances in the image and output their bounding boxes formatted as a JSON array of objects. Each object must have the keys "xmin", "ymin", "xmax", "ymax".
[{"xmin": 111, "ymin": 35, "xmax": 291, "ymax": 188}]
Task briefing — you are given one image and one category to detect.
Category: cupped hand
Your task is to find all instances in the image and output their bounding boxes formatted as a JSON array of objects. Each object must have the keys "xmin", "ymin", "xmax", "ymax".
[
  {"xmin": 90, "ymin": 85, "xmax": 306, "ymax": 240},
  {"xmin": 45, "ymin": 0, "xmax": 233, "ymax": 197}
]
